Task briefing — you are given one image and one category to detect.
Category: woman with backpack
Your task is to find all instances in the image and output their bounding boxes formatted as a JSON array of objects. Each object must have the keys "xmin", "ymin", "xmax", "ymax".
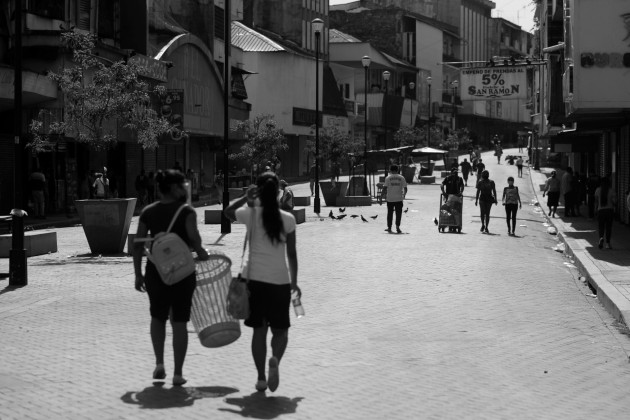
[
  {"xmin": 224, "ymin": 172, "xmax": 300, "ymax": 393},
  {"xmin": 133, "ymin": 170, "xmax": 209, "ymax": 386},
  {"xmin": 475, "ymin": 170, "xmax": 497, "ymax": 234},
  {"xmin": 502, "ymin": 176, "xmax": 522, "ymax": 236}
]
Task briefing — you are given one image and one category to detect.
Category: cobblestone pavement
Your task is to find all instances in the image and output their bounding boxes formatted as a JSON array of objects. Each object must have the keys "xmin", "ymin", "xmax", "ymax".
[{"xmin": 1, "ymin": 151, "xmax": 630, "ymax": 420}]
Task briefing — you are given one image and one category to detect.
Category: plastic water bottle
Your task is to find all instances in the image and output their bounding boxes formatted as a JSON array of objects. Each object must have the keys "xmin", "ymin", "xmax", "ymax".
[{"xmin": 292, "ymin": 291, "xmax": 305, "ymax": 318}]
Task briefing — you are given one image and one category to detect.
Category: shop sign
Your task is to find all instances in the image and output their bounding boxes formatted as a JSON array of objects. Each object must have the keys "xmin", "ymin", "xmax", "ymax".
[
  {"xmin": 571, "ymin": 0, "xmax": 630, "ymax": 108},
  {"xmin": 129, "ymin": 54, "xmax": 168, "ymax": 82},
  {"xmin": 322, "ymin": 115, "xmax": 349, "ymax": 132},
  {"xmin": 460, "ymin": 67, "xmax": 527, "ymax": 101},
  {"xmin": 159, "ymin": 90, "xmax": 185, "ymax": 141},
  {"xmin": 293, "ymin": 107, "xmax": 320, "ymax": 126}
]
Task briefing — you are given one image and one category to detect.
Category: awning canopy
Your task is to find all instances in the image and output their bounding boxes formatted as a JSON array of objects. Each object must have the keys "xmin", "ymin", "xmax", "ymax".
[{"xmin": 411, "ymin": 147, "xmax": 448, "ymax": 156}]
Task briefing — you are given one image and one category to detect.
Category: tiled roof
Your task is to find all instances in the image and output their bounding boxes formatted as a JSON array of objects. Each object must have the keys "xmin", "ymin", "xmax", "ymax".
[
  {"xmin": 329, "ymin": 29, "xmax": 362, "ymax": 43},
  {"xmin": 231, "ymin": 21, "xmax": 285, "ymax": 52}
]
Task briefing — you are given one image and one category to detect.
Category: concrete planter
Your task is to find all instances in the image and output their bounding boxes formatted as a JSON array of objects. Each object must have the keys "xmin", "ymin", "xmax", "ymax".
[
  {"xmin": 319, "ymin": 181, "xmax": 349, "ymax": 207},
  {"xmin": 75, "ymin": 198, "xmax": 137, "ymax": 254},
  {"xmin": 402, "ymin": 166, "xmax": 417, "ymax": 183}
]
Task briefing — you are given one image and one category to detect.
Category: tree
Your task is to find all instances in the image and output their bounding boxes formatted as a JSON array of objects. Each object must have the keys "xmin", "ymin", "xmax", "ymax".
[
  {"xmin": 394, "ymin": 126, "xmax": 422, "ymax": 147},
  {"xmin": 438, "ymin": 128, "xmax": 472, "ymax": 151},
  {"xmin": 306, "ymin": 125, "xmax": 363, "ymax": 172},
  {"xmin": 29, "ymin": 31, "xmax": 173, "ymax": 152},
  {"xmin": 230, "ymin": 114, "xmax": 287, "ymax": 168}
]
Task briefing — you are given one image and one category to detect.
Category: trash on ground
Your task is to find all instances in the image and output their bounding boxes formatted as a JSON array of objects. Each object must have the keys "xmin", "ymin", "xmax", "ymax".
[
  {"xmin": 579, "ymin": 276, "xmax": 587, "ymax": 282},
  {"xmin": 543, "ymin": 223, "xmax": 550, "ymax": 227},
  {"xmin": 519, "ymin": 224, "xmax": 527, "ymax": 227},
  {"xmin": 547, "ymin": 226, "xmax": 558, "ymax": 235},
  {"xmin": 586, "ymin": 293, "xmax": 597, "ymax": 298},
  {"xmin": 552, "ymin": 243, "xmax": 565, "ymax": 253}
]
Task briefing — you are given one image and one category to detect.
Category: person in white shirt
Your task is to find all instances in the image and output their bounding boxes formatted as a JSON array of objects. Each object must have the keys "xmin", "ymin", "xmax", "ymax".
[
  {"xmin": 382, "ymin": 164, "xmax": 408, "ymax": 233},
  {"xmin": 225, "ymin": 172, "xmax": 300, "ymax": 393}
]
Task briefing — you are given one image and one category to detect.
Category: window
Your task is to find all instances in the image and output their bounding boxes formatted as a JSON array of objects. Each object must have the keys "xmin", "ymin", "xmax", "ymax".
[
  {"xmin": 28, "ymin": 0, "xmax": 65, "ymax": 20},
  {"xmin": 76, "ymin": 0, "xmax": 92, "ymax": 31},
  {"xmin": 215, "ymin": 6, "xmax": 225, "ymax": 40},
  {"xmin": 98, "ymin": 0, "xmax": 119, "ymax": 40}
]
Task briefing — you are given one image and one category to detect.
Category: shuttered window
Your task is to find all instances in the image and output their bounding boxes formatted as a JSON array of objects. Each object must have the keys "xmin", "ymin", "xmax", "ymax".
[
  {"xmin": 77, "ymin": 0, "xmax": 92, "ymax": 31},
  {"xmin": 215, "ymin": 6, "xmax": 225, "ymax": 40}
]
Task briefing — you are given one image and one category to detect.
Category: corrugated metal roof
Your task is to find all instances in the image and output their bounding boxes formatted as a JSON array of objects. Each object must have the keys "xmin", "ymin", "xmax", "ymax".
[
  {"xmin": 329, "ymin": 29, "xmax": 362, "ymax": 43},
  {"xmin": 231, "ymin": 21, "xmax": 285, "ymax": 52}
]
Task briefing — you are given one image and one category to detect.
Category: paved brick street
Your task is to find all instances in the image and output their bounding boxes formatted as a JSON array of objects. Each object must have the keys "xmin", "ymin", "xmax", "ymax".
[{"xmin": 2, "ymin": 150, "xmax": 630, "ymax": 419}]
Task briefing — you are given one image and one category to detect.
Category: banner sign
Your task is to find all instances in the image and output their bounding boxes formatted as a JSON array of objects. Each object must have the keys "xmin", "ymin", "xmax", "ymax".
[
  {"xmin": 160, "ymin": 90, "xmax": 185, "ymax": 141},
  {"xmin": 460, "ymin": 67, "xmax": 527, "ymax": 101}
]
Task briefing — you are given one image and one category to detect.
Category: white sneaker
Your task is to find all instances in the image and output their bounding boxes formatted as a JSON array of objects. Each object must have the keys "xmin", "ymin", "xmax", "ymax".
[{"xmin": 606, "ymin": 243, "xmax": 612, "ymax": 249}]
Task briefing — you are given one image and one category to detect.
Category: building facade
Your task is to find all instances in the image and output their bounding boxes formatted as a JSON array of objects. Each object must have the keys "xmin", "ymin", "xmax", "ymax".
[{"xmin": 538, "ymin": 0, "xmax": 630, "ymax": 223}]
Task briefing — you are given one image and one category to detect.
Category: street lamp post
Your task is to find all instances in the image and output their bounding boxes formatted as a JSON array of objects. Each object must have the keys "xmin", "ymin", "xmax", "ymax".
[
  {"xmin": 427, "ymin": 76, "xmax": 432, "ymax": 148},
  {"xmin": 220, "ymin": 0, "xmax": 231, "ymax": 233},
  {"xmin": 451, "ymin": 80, "xmax": 458, "ymax": 130},
  {"xmin": 362, "ymin": 56, "xmax": 371, "ymax": 195},
  {"xmin": 409, "ymin": 81, "xmax": 415, "ymax": 128},
  {"xmin": 9, "ymin": 0, "xmax": 27, "ymax": 286},
  {"xmin": 382, "ymin": 70, "xmax": 390, "ymax": 149},
  {"xmin": 312, "ymin": 18, "xmax": 323, "ymax": 214}
]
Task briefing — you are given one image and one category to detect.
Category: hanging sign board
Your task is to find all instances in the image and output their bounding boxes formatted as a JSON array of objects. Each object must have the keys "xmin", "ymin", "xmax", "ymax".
[{"xmin": 460, "ymin": 67, "xmax": 527, "ymax": 101}]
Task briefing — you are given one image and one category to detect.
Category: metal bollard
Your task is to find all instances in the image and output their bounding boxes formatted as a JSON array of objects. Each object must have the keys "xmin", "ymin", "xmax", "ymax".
[{"xmin": 9, "ymin": 208, "xmax": 27, "ymax": 287}]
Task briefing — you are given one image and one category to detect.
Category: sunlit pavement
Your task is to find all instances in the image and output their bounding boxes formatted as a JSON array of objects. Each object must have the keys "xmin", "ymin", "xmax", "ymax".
[{"xmin": 1, "ymin": 149, "xmax": 630, "ymax": 420}]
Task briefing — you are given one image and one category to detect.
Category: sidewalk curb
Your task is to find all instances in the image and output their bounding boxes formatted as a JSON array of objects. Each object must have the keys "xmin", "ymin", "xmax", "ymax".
[
  {"xmin": 559, "ymin": 233, "xmax": 630, "ymax": 326},
  {"xmin": 528, "ymin": 167, "xmax": 629, "ymax": 327}
]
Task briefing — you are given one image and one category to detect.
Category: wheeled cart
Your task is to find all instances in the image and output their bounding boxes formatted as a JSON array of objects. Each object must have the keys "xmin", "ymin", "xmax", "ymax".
[{"xmin": 438, "ymin": 194, "xmax": 463, "ymax": 233}]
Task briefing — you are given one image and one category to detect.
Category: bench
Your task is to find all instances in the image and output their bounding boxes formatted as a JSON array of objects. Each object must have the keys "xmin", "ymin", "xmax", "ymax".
[
  {"xmin": 204, "ymin": 210, "xmax": 224, "ymax": 225},
  {"xmin": 290, "ymin": 208, "xmax": 306, "ymax": 224},
  {"xmin": 420, "ymin": 176, "xmax": 436, "ymax": 184},
  {"xmin": 293, "ymin": 196, "xmax": 311, "ymax": 206},
  {"xmin": 0, "ymin": 231, "xmax": 57, "ymax": 258}
]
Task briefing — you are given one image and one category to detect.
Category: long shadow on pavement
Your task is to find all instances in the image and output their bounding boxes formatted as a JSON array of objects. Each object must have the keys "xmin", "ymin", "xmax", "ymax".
[
  {"xmin": 121, "ymin": 383, "xmax": 238, "ymax": 409},
  {"xmin": 219, "ymin": 392, "xmax": 304, "ymax": 419},
  {"xmin": 30, "ymin": 253, "xmax": 131, "ymax": 266}
]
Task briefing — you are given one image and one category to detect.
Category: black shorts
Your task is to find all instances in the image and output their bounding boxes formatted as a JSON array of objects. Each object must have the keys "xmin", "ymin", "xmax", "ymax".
[
  {"xmin": 145, "ymin": 263, "xmax": 196, "ymax": 322},
  {"xmin": 244, "ymin": 280, "xmax": 291, "ymax": 330}
]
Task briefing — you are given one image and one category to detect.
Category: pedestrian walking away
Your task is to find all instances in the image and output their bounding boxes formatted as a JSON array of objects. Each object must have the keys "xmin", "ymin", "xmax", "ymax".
[
  {"xmin": 475, "ymin": 170, "xmax": 497, "ymax": 233},
  {"xmin": 516, "ymin": 156, "xmax": 524, "ymax": 178},
  {"xmin": 224, "ymin": 172, "xmax": 300, "ymax": 393},
  {"xmin": 594, "ymin": 176, "xmax": 617, "ymax": 249},
  {"xmin": 459, "ymin": 158, "xmax": 472, "ymax": 186},
  {"xmin": 133, "ymin": 170, "xmax": 210, "ymax": 387},
  {"xmin": 542, "ymin": 171, "xmax": 561, "ymax": 217},
  {"xmin": 382, "ymin": 164, "xmax": 408, "ymax": 233},
  {"xmin": 586, "ymin": 171, "xmax": 601, "ymax": 219},
  {"xmin": 501, "ymin": 177, "xmax": 522, "ymax": 236}
]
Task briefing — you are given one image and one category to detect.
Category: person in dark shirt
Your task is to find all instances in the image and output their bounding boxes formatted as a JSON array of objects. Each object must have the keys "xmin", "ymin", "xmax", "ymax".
[
  {"xmin": 133, "ymin": 170, "xmax": 209, "ymax": 386},
  {"xmin": 459, "ymin": 159, "xmax": 472, "ymax": 186}
]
